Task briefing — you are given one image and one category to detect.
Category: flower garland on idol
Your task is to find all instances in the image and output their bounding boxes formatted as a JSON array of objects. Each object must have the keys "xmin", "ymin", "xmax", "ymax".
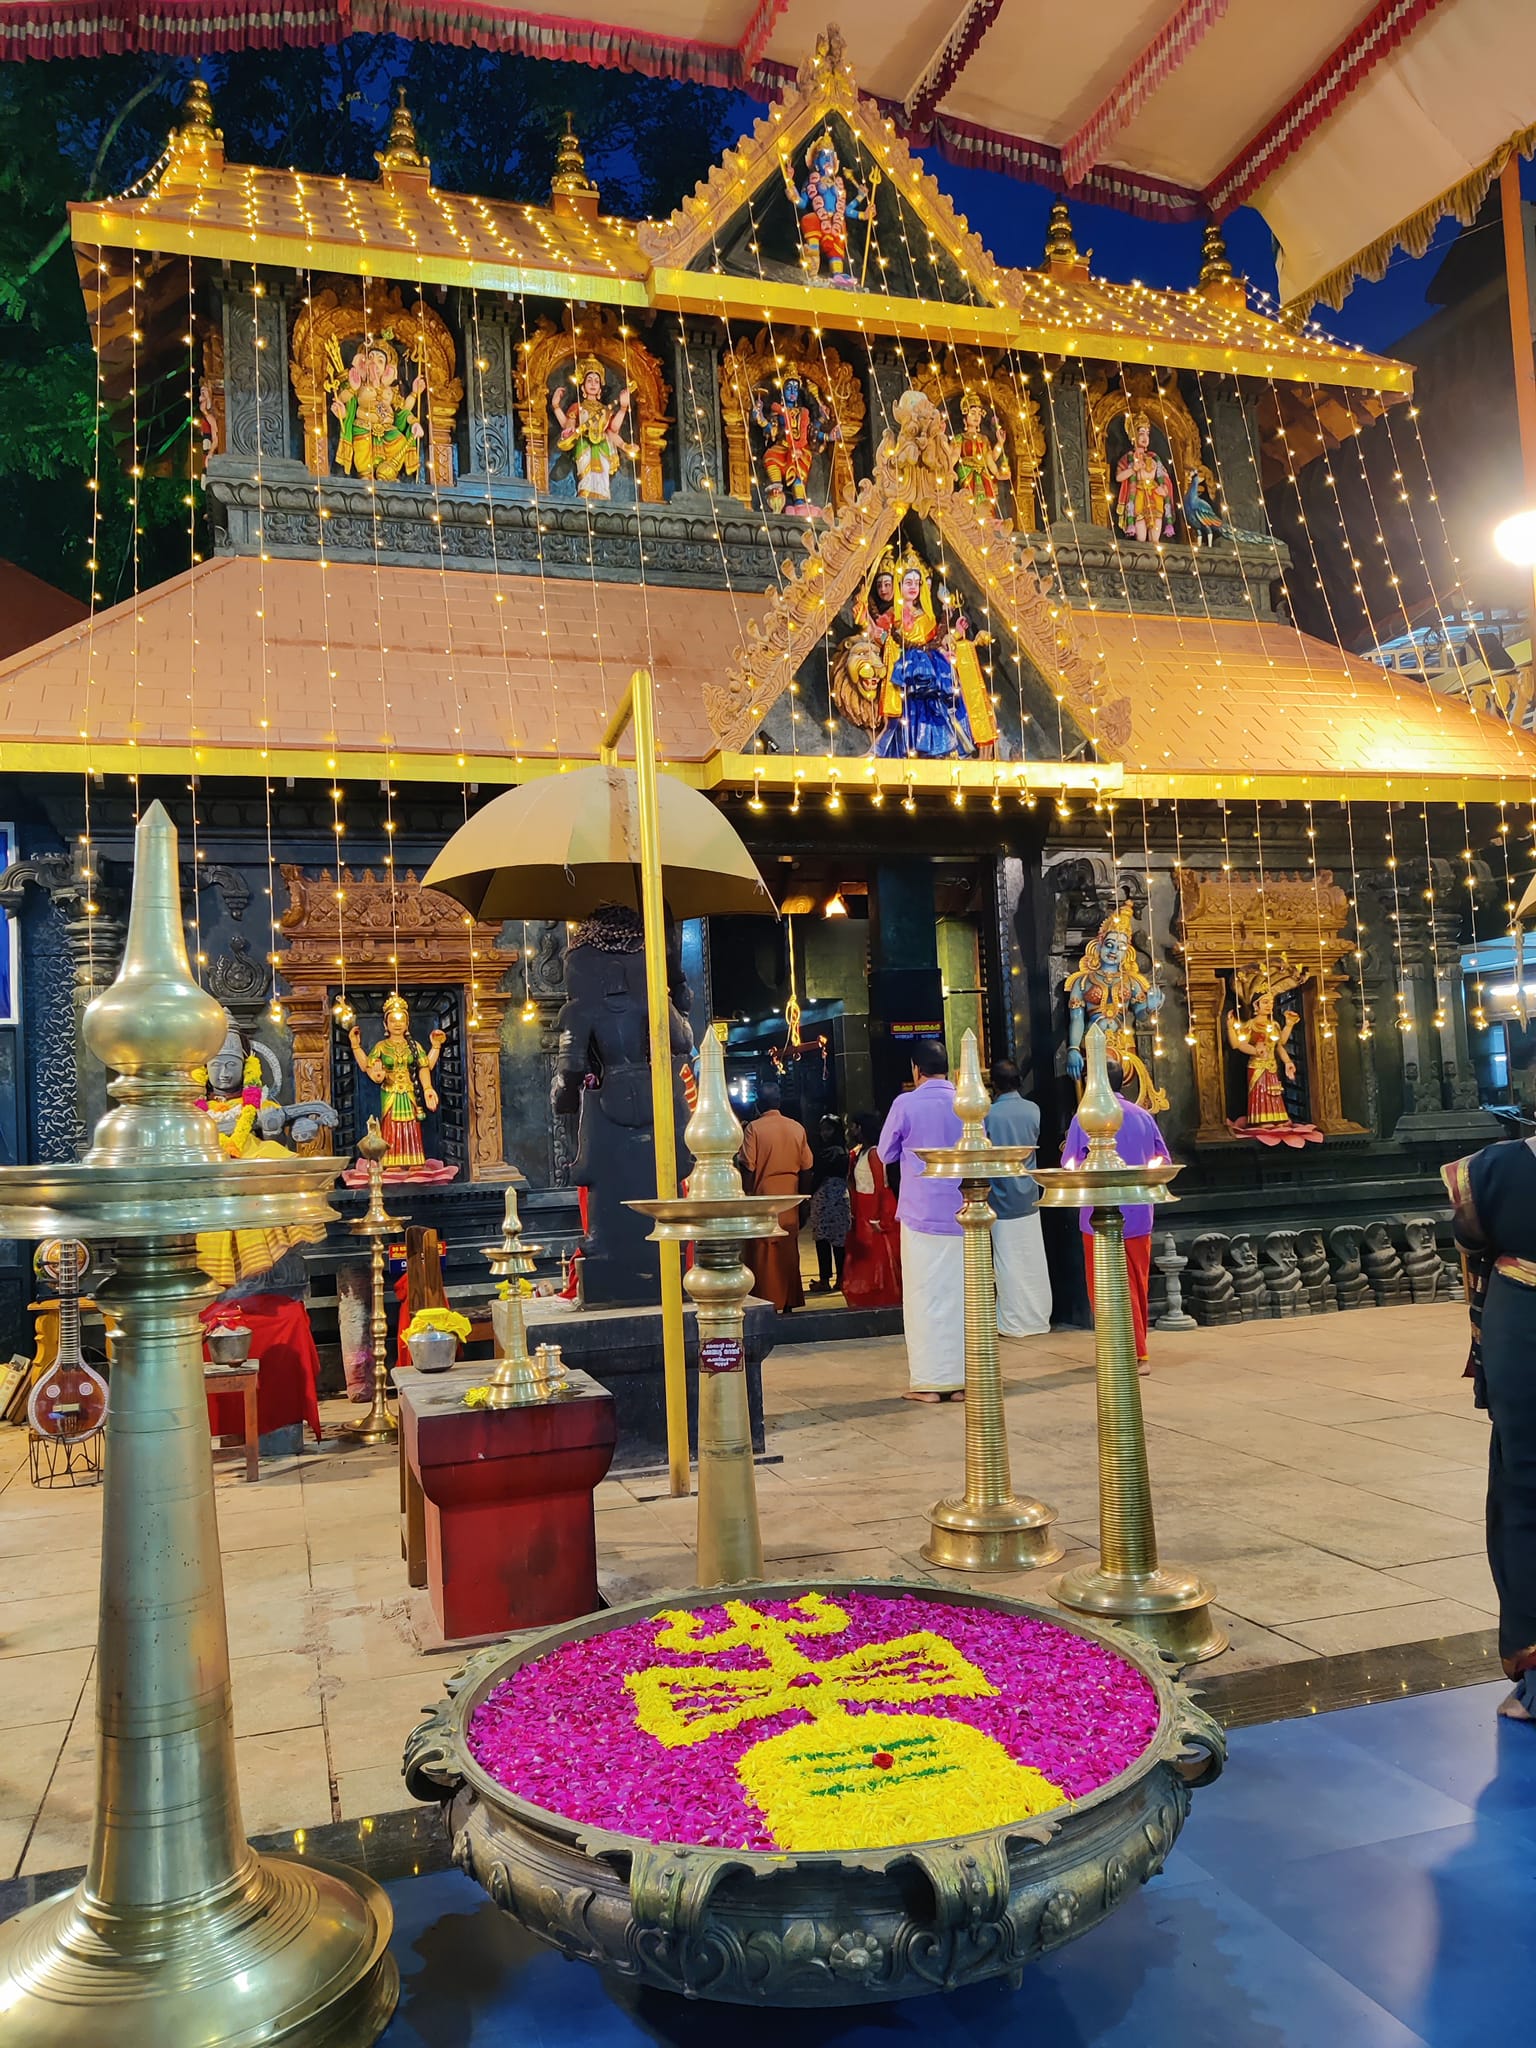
[{"xmin": 468, "ymin": 1590, "xmax": 1159, "ymax": 1854}]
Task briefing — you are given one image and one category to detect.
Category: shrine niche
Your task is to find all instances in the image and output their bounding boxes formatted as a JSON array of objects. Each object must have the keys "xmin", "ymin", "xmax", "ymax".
[
  {"xmin": 514, "ymin": 311, "xmax": 670, "ymax": 505},
  {"xmin": 1086, "ymin": 368, "xmax": 1205, "ymax": 537},
  {"xmin": 719, "ymin": 328, "xmax": 866, "ymax": 516},
  {"xmin": 290, "ymin": 282, "xmax": 463, "ymax": 489},
  {"xmin": 275, "ymin": 866, "xmax": 515, "ymax": 1181},
  {"xmin": 913, "ymin": 352, "xmax": 1044, "ymax": 531},
  {"xmin": 1176, "ymin": 869, "xmax": 1366, "ymax": 1144}
]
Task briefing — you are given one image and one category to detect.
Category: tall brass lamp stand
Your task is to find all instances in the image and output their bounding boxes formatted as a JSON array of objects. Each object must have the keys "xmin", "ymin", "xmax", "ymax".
[
  {"xmin": 630, "ymin": 1028, "xmax": 791, "ymax": 1589},
  {"xmin": 0, "ymin": 804, "xmax": 396, "ymax": 2047},
  {"xmin": 1032, "ymin": 1025, "xmax": 1226, "ymax": 1664},
  {"xmin": 340, "ymin": 1118, "xmax": 405, "ymax": 1445},
  {"xmin": 912, "ymin": 1030, "xmax": 1062, "ymax": 1571}
]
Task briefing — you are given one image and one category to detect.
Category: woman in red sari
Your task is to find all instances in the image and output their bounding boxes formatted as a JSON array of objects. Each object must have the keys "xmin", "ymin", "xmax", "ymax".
[{"xmin": 842, "ymin": 1113, "xmax": 901, "ymax": 1308}]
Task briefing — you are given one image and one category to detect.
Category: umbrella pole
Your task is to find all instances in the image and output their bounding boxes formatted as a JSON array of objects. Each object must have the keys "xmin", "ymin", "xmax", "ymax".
[{"xmin": 602, "ymin": 671, "xmax": 692, "ymax": 1498}]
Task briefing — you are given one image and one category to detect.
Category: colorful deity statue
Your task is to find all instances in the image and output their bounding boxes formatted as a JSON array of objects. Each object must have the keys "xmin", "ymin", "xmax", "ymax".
[
  {"xmin": 1225, "ymin": 959, "xmax": 1322, "ymax": 1144},
  {"xmin": 193, "ymin": 1016, "xmax": 335, "ymax": 1289},
  {"xmin": 752, "ymin": 369, "xmax": 835, "ymax": 516},
  {"xmin": 1115, "ymin": 410, "xmax": 1176, "ymax": 542},
  {"xmin": 846, "ymin": 543, "xmax": 997, "ymax": 760},
  {"xmin": 954, "ymin": 391, "xmax": 1010, "ymax": 518},
  {"xmin": 327, "ymin": 335, "xmax": 427, "ymax": 482},
  {"xmin": 781, "ymin": 128, "xmax": 873, "ymax": 289},
  {"xmin": 1064, "ymin": 903, "xmax": 1167, "ymax": 1110},
  {"xmin": 551, "ymin": 355, "xmax": 639, "ymax": 501},
  {"xmin": 346, "ymin": 993, "xmax": 446, "ymax": 1172}
]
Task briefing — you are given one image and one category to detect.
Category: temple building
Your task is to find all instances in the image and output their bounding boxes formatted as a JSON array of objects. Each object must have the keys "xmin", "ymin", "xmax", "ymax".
[{"xmin": 0, "ymin": 34, "xmax": 1529, "ymax": 1342}]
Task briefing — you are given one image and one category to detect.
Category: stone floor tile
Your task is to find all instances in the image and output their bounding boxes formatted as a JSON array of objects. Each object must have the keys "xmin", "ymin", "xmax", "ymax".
[
  {"xmin": 0, "ymin": 1590, "xmax": 99, "ymax": 1657},
  {"xmin": 232, "ymin": 1649, "xmax": 326, "ymax": 1737},
  {"xmin": 1275, "ymin": 1598, "xmax": 1498, "ymax": 1658},
  {"xmin": 335, "ymin": 1762, "xmax": 411, "ymax": 1822},
  {"xmin": 1382, "ymin": 1553, "xmax": 1498, "ymax": 1613},
  {"xmin": 0, "ymin": 1717, "xmax": 70, "ymax": 1820},
  {"xmin": 327, "ymin": 1669, "xmax": 474, "ymax": 1774},
  {"xmin": 1204, "ymin": 1547, "xmax": 1432, "ymax": 1628},
  {"xmin": 1337, "ymin": 1411, "xmax": 1490, "ymax": 1462}
]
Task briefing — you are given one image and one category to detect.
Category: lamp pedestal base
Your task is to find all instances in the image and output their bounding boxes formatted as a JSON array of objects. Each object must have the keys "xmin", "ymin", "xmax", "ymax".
[
  {"xmin": 0, "ymin": 1851, "xmax": 397, "ymax": 2048},
  {"xmin": 922, "ymin": 1493, "xmax": 1064, "ymax": 1572},
  {"xmin": 1052, "ymin": 1560, "xmax": 1228, "ymax": 1665}
]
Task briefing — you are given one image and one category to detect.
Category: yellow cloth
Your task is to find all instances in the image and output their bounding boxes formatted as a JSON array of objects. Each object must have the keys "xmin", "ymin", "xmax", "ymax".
[{"xmin": 195, "ymin": 1133, "xmax": 327, "ymax": 1290}]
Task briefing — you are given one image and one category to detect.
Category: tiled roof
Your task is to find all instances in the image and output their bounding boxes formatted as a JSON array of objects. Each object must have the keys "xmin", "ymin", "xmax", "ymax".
[
  {"xmin": 1078, "ymin": 609, "xmax": 1536, "ymax": 791},
  {"xmin": 0, "ymin": 555, "xmax": 754, "ymax": 772}
]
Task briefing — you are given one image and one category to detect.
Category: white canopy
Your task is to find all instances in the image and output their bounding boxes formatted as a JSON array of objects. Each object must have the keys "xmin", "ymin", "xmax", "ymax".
[{"xmin": 4, "ymin": 0, "xmax": 1533, "ymax": 308}]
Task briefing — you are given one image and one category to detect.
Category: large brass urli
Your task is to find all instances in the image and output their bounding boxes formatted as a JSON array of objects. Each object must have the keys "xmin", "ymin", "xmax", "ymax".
[
  {"xmin": 1031, "ymin": 1023, "xmax": 1227, "ymax": 1665},
  {"xmin": 629, "ymin": 1028, "xmax": 791, "ymax": 1589},
  {"xmin": 911, "ymin": 1030, "xmax": 1064, "ymax": 1572},
  {"xmin": 0, "ymin": 804, "xmax": 397, "ymax": 2047}
]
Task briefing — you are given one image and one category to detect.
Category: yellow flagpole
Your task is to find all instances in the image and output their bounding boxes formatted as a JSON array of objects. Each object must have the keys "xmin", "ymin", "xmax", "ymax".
[{"xmin": 600, "ymin": 669, "xmax": 691, "ymax": 1497}]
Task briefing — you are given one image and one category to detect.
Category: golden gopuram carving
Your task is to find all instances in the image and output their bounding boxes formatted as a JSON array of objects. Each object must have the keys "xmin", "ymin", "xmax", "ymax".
[
  {"xmin": 1176, "ymin": 867, "xmax": 1367, "ymax": 1142},
  {"xmin": 290, "ymin": 281, "xmax": 464, "ymax": 490},
  {"xmin": 515, "ymin": 309, "xmax": 671, "ymax": 503},
  {"xmin": 276, "ymin": 865, "xmax": 515, "ymax": 1179}
]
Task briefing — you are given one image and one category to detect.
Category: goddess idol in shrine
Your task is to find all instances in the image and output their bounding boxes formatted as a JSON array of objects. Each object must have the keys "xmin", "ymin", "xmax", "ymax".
[
  {"xmin": 954, "ymin": 392, "xmax": 1010, "ymax": 518},
  {"xmin": 1115, "ymin": 410, "xmax": 1177, "ymax": 542},
  {"xmin": 551, "ymin": 355, "xmax": 639, "ymax": 501},
  {"xmin": 1225, "ymin": 959, "xmax": 1322, "ymax": 1145},
  {"xmin": 780, "ymin": 128, "xmax": 873, "ymax": 288},
  {"xmin": 344, "ymin": 993, "xmax": 453, "ymax": 1179},
  {"xmin": 751, "ymin": 369, "xmax": 835, "ymax": 516}
]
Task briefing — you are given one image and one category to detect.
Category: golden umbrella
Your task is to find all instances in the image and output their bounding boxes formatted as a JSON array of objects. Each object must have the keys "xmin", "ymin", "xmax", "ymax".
[
  {"xmin": 423, "ymin": 674, "xmax": 772, "ymax": 1501},
  {"xmin": 422, "ymin": 763, "xmax": 772, "ymax": 920}
]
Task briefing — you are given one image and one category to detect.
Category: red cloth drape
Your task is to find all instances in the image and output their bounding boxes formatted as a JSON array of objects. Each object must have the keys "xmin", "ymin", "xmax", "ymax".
[
  {"xmin": 1083, "ymin": 1233, "xmax": 1153, "ymax": 1362},
  {"xmin": 202, "ymin": 1293, "xmax": 324, "ymax": 1442},
  {"xmin": 843, "ymin": 1147, "xmax": 902, "ymax": 1308}
]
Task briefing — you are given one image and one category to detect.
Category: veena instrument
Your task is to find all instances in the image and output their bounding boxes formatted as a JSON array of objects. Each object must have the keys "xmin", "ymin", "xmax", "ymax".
[{"xmin": 27, "ymin": 1239, "xmax": 110, "ymax": 1441}]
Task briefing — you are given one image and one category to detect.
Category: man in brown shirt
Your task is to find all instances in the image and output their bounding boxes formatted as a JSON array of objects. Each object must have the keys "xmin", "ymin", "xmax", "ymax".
[{"xmin": 741, "ymin": 1084, "xmax": 812, "ymax": 1312}]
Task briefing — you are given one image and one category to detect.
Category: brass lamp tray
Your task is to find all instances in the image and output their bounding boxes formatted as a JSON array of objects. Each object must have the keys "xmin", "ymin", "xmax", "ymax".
[{"xmin": 403, "ymin": 1578, "xmax": 1223, "ymax": 2007}]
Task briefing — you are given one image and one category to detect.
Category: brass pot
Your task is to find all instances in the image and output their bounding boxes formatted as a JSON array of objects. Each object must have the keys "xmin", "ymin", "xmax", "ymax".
[
  {"xmin": 403, "ymin": 1579, "xmax": 1223, "ymax": 2006},
  {"xmin": 205, "ymin": 1325, "xmax": 252, "ymax": 1366}
]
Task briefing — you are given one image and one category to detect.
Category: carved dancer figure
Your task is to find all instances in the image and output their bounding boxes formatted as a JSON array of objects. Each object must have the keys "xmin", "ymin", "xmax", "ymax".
[
  {"xmin": 1225, "ymin": 958, "xmax": 1322, "ymax": 1145},
  {"xmin": 1064, "ymin": 903, "xmax": 1166, "ymax": 1111},
  {"xmin": 551, "ymin": 355, "xmax": 638, "ymax": 501}
]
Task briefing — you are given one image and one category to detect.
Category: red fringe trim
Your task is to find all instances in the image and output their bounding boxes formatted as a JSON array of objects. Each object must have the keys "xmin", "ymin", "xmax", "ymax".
[
  {"xmin": 1205, "ymin": 0, "xmax": 1450, "ymax": 214},
  {"xmin": 1060, "ymin": 0, "xmax": 1232, "ymax": 190},
  {"xmin": 904, "ymin": 0, "xmax": 1003, "ymax": 135}
]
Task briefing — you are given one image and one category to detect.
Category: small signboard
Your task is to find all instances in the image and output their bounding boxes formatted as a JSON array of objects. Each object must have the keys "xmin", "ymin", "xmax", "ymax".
[
  {"xmin": 698, "ymin": 1336, "xmax": 744, "ymax": 1376},
  {"xmin": 889, "ymin": 1020, "xmax": 945, "ymax": 1042}
]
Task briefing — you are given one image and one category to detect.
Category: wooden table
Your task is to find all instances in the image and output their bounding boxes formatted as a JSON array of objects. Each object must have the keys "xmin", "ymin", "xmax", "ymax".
[
  {"xmin": 395, "ymin": 1365, "xmax": 616, "ymax": 1641},
  {"xmin": 204, "ymin": 1361, "xmax": 261, "ymax": 1483}
]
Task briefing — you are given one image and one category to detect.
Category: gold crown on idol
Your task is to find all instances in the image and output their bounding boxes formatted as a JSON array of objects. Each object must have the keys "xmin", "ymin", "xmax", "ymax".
[
  {"xmin": 1101, "ymin": 902, "xmax": 1136, "ymax": 941},
  {"xmin": 891, "ymin": 542, "xmax": 928, "ymax": 583},
  {"xmin": 383, "ymin": 992, "xmax": 411, "ymax": 1028},
  {"xmin": 960, "ymin": 388, "xmax": 986, "ymax": 413},
  {"xmin": 804, "ymin": 126, "xmax": 840, "ymax": 168},
  {"xmin": 573, "ymin": 353, "xmax": 606, "ymax": 386},
  {"xmin": 1124, "ymin": 408, "xmax": 1152, "ymax": 439}
]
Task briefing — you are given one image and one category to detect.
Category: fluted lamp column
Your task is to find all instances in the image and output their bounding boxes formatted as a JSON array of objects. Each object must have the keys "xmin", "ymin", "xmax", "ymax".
[
  {"xmin": 1031, "ymin": 1024, "xmax": 1226, "ymax": 1665},
  {"xmin": 341, "ymin": 1118, "xmax": 406, "ymax": 1445},
  {"xmin": 0, "ymin": 802, "xmax": 396, "ymax": 2047},
  {"xmin": 629, "ymin": 1028, "xmax": 794, "ymax": 1589},
  {"xmin": 911, "ymin": 1029, "xmax": 1063, "ymax": 1572}
]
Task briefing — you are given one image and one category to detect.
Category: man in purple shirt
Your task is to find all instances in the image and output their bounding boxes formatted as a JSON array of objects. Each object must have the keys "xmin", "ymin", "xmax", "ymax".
[
  {"xmin": 878, "ymin": 1039, "xmax": 964, "ymax": 1401},
  {"xmin": 1061, "ymin": 1090, "xmax": 1169, "ymax": 1375}
]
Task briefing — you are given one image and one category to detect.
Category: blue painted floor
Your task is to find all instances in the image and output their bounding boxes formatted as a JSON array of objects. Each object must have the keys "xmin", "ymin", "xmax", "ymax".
[{"xmin": 378, "ymin": 1679, "xmax": 1536, "ymax": 2047}]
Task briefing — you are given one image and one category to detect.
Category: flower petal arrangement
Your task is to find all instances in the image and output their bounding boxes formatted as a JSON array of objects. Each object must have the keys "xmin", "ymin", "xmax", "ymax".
[{"xmin": 467, "ymin": 1590, "xmax": 1160, "ymax": 1854}]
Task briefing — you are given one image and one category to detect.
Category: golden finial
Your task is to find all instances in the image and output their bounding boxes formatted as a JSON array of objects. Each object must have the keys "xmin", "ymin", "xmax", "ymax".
[
  {"xmin": 1044, "ymin": 200, "xmax": 1087, "ymax": 275},
  {"xmin": 165, "ymin": 72, "xmax": 224, "ymax": 186},
  {"xmin": 82, "ymin": 800, "xmax": 228, "ymax": 1169},
  {"xmin": 681, "ymin": 1027, "xmax": 747, "ymax": 1205},
  {"xmin": 551, "ymin": 112, "xmax": 600, "ymax": 218},
  {"xmin": 1197, "ymin": 219, "xmax": 1247, "ymax": 308},
  {"xmin": 376, "ymin": 83, "xmax": 430, "ymax": 179}
]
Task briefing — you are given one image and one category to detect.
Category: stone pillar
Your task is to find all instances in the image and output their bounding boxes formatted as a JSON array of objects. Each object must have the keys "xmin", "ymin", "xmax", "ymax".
[
  {"xmin": 0, "ymin": 846, "xmax": 126, "ymax": 1149},
  {"xmin": 462, "ymin": 310, "xmax": 521, "ymax": 488},
  {"xmin": 213, "ymin": 279, "xmax": 305, "ymax": 479},
  {"xmin": 1207, "ymin": 383, "xmax": 1268, "ymax": 533},
  {"xmin": 668, "ymin": 321, "xmax": 724, "ymax": 504},
  {"xmin": 1381, "ymin": 857, "xmax": 1500, "ymax": 1144},
  {"xmin": 1046, "ymin": 366, "xmax": 1091, "ymax": 526},
  {"xmin": 868, "ymin": 862, "xmax": 943, "ymax": 1107}
]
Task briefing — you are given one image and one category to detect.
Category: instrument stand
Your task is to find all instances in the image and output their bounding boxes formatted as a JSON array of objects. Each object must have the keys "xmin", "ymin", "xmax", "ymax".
[{"xmin": 29, "ymin": 1428, "xmax": 102, "ymax": 1488}]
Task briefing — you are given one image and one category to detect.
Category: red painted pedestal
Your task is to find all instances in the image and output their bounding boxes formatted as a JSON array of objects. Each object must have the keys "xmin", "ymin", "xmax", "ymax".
[{"xmin": 396, "ymin": 1366, "xmax": 616, "ymax": 1641}]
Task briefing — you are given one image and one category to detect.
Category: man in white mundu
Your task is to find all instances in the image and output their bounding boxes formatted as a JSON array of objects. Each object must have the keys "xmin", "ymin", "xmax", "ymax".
[
  {"xmin": 877, "ymin": 1040, "xmax": 964, "ymax": 1403},
  {"xmin": 984, "ymin": 1058, "xmax": 1052, "ymax": 1338}
]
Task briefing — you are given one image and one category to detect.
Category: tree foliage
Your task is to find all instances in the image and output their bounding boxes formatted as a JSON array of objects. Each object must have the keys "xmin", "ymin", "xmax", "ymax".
[{"xmin": 0, "ymin": 40, "xmax": 746, "ymax": 604}]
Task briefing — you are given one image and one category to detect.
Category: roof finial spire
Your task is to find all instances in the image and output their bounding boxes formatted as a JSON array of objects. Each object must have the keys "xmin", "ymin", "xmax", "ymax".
[
  {"xmin": 1043, "ymin": 199, "xmax": 1088, "ymax": 277},
  {"xmin": 377, "ymin": 82, "xmax": 430, "ymax": 180},
  {"xmin": 1197, "ymin": 219, "xmax": 1246, "ymax": 309},
  {"xmin": 165, "ymin": 70, "xmax": 225, "ymax": 186},
  {"xmin": 550, "ymin": 112, "xmax": 601, "ymax": 220}
]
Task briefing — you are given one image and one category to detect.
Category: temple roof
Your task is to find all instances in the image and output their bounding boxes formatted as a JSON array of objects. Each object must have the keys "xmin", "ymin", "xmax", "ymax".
[
  {"xmin": 73, "ymin": 45, "xmax": 1411, "ymax": 396},
  {"xmin": 1, "ymin": 554, "xmax": 1531, "ymax": 803}
]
